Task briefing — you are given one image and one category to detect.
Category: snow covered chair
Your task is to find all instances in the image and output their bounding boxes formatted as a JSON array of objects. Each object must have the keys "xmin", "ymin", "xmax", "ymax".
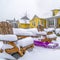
[
  {"xmin": 36, "ymin": 32, "xmax": 56, "ymax": 43},
  {"xmin": 13, "ymin": 28, "xmax": 38, "ymax": 39},
  {"xmin": 0, "ymin": 22, "xmax": 34, "ymax": 57},
  {"xmin": 0, "ymin": 35, "xmax": 24, "ymax": 56},
  {"xmin": 0, "ymin": 34, "xmax": 34, "ymax": 56},
  {"xmin": 44, "ymin": 28, "xmax": 55, "ymax": 35},
  {"xmin": 40, "ymin": 34, "xmax": 56, "ymax": 43},
  {"xmin": 0, "ymin": 34, "xmax": 25, "ymax": 56},
  {"xmin": 0, "ymin": 22, "xmax": 24, "ymax": 56},
  {"xmin": 47, "ymin": 34, "xmax": 57, "ymax": 41},
  {"xmin": 44, "ymin": 28, "xmax": 56, "ymax": 41},
  {"xmin": 16, "ymin": 37, "xmax": 34, "ymax": 53}
]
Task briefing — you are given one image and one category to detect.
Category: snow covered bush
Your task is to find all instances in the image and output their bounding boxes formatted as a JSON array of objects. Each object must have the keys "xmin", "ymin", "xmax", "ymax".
[{"xmin": 55, "ymin": 28, "xmax": 60, "ymax": 36}]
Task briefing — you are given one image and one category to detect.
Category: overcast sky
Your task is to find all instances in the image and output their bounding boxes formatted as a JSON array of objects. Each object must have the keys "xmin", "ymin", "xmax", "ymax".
[{"xmin": 0, "ymin": 0, "xmax": 60, "ymax": 20}]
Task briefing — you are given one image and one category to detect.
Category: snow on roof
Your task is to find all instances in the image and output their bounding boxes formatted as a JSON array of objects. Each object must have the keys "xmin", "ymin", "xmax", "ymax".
[
  {"xmin": 0, "ymin": 35, "xmax": 17, "ymax": 41},
  {"xmin": 19, "ymin": 14, "xmax": 30, "ymax": 24},
  {"xmin": 0, "ymin": 52, "xmax": 16, "ymax": 60},
  {"xmin": 19, "ymin": 19, "xmax": 30, "ymax": 24},
  {"xmin": 52, "ymin": 9, "xmax": 60, "ymax": 11},
  {"xmin": 17, "ymin": 37, "xmax": 34, "ymax": 47}
]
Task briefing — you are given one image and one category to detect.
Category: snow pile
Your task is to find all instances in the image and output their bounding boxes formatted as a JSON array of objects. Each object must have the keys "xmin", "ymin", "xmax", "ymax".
[
  {"xmin": 2, "ymin": 44, "xmax": 13, "ymax": 50},
  {"xmin": 17, "ymin": 37, "xmax": 34, "ymax": 47},
  {"xmin": 55, "ymin": 28, "xmax": 60, "ymax": 34},
  {"xmin": 44, "ymin": 28, "xmax": 55, "ymax": 32},
  {"xmin": 0, "ymin": 41, "xmax": 3, "ymax": 49},
  {"xmin": 13, "ymin": 28, "xmax": 38, "ymax": 36},
  {"xmin": 0, "ymin": 34, "xmax": 17, "ymax": 41},
  {"xmin": 0, "ymin": 52, "xmax": 16, "ymax": 60},
  {"xmin": 47, "ymin": 34, "xmax": 56, "ymax": 38}
]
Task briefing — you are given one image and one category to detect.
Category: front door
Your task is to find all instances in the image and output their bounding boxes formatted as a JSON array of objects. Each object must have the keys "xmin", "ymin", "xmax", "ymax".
[{"xmin": 48, "ymin": 20, "xmax": 54, "ymax": 28}]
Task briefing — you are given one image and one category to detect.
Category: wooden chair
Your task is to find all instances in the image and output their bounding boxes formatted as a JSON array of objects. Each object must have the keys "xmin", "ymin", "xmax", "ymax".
[
  {"xmin": 0, "ymin": 22, "xmax": 34, "ymax": 56},
  {"xmin": 0, "ymin": 22, "xmax": 24, "ymax": 56}
]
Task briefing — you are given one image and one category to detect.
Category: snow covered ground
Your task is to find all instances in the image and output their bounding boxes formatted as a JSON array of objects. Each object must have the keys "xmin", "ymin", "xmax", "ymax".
[
  {"xmin": 0, "ymin": 52, "xmax": 16, "ymax": 60},
  {"xmin": 18, "ymin": 37, "xmax": 60, "ymax": 60},
  {"xmin": 18, "ymin": 46, "xmax": 60, "ymax": 60},
  {"xmin": 0, "ymin": 28, "xmax": 60, "ymax": 60}
]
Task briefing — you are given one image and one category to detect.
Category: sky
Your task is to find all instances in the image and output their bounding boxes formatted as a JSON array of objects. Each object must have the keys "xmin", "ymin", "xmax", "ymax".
[{"xmin": 0, "ymin": 0, "xmax": 60, "ymax": 20}]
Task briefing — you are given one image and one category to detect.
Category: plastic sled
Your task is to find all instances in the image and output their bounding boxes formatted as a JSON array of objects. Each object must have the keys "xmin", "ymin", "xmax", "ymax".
[{"xmin": 34, "ymin": 40, "xmax": 59, "ymax": 49}]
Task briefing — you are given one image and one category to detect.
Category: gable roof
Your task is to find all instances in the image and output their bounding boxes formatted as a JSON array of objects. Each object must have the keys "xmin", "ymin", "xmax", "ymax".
[
  {"xmin": 52, "ymin": 9, "xmax": 60, "ymax": 11},
  {"xmin": 33, "ymin": 15, "xmax": 39, "ymax": 19},
  {"xmin": 21, "ymin": 15, "xmax": 29, "ymax": 20}
]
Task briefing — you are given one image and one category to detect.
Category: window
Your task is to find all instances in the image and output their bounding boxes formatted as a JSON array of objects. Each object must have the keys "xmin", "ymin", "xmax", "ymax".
[
  {"xmin": 48, "ymin": 20, "xmax": 54, "ymax": 27},
  {"xmin": 49, "ymin": 20, "xmax": 54, "ymax": 25},
  {"xmin": 32, "ymin": 22, "xmax": 35, "ymax": 26},
  {"xmin": 38, "ymin": 20, "xmax": 40, "ymax": 25},
  {"xmin": 41, "ymin": 20, "xmax": 44, "ymax": 25}
]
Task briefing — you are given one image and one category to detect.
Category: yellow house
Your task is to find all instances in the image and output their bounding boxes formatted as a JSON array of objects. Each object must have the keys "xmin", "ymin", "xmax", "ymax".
[
  {"xmin": 18, "ymin": 9, "xmax": 60, "ymax": 29},
  {"xmin": 46, "ymin": 9, "xmax": 60, "ymax": 28},
  {"xmin": 30, "ymin": 15, "xmax": 46, "ymax": 28},
  {"xmin": 18, "ymin": 15, "xmax": 30, "ymax": 28},
  {"xmin": 52, "ymin": 9, "xmax": 60, "ymax": 16}
]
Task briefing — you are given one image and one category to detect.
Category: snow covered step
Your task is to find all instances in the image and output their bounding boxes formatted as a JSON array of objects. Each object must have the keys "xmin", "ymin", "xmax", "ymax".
[
  {"xmin": 0, "ymin": 34, "xmax": 17, "ymax": 41},
  {"xmin": 17, "ymin": 37, "xmax": 34, "ymax": 47}
]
